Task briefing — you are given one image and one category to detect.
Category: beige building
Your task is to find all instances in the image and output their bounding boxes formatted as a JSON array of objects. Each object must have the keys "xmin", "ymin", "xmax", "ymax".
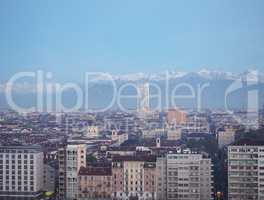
[
  {"xmin": 78, "ymin": 166, "xmax": 112, "ymax": 200},
  {"xmin": 112, "ymin": 155, "xmax": 157, "ymax": 200},
  {"xmin": 166, "ymin": 108, "xmax": 187, "ymax": 125}
]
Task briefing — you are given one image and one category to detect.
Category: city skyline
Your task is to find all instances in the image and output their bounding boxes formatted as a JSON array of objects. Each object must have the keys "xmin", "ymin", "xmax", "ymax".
[{"xmin": 1, "ymin": 1, "xmax": 264, "ymax": 200}]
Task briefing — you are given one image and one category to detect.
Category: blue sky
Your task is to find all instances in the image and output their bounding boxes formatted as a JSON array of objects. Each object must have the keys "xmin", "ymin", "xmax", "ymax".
[{"xmin": 0, "ymin": 0, "xmax": 264, "ymax": 82}]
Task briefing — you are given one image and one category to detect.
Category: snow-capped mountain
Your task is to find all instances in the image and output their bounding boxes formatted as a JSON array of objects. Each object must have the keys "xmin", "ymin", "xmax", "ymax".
[
  {"xmin": 197, "ymin": 69, "xmax": 239, "ymax": 80},
  {"xmin": 87, "ymin": 69, "xmax": 263, "ymax": 82},
  {"xmin": 0, "ymin": 69, "xmax": 263, "ymax": 111}
]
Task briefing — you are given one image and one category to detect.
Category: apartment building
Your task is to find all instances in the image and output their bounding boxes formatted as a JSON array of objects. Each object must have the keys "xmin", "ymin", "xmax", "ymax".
[
  {"xmin": 0, "ymin": 145, "xmax": 44, "ymax": 199},
  {"xmin": 228, "ymin": 141, "xmax": 264, "ymax": 200},
  {"xmin": 58, "ymin": 143, "xmax": 86, "ymax": 200},
  {"xmin": 112, "ymin": 155, "xmax": 157, "ymax": 200},
  {"xmin": 156, "ymin": 151, "xmax": 213, "ymax": 200},
  {"xmin": 78, "ymin": 165, "xmax": 112, "ymax": 200}
]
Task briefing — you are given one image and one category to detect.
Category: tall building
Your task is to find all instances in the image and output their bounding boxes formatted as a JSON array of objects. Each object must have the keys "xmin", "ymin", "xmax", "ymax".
[
  {"xmin": 43, "ymin": 160, "xmax": 57, "ymax": 193},
  {"xmin": 78, "ymin": 165, "xmax": 112, "ymax": 200},
  {"xmin": 0, "ymin": 145, "xmax": 44, "ymax": 199},
  {"xmin": 166, "ymin": 108, "xmax": 187, "ymax": 125},
  {"xmin": 58, "ymin": 143, "xmax": 86, "ymax": 200},
  {"xmin": 156, "ymin": 151, "xmax": 214, "ymax": 200},
  {"xmin": 228, "ymin": 142, "xmax": 264, "ymax": 200},
  {"xmin": 112, "ymin": 155, "xmax": 157, "ymax": 200},
  {"xmin": 138, "ymin": 83, "xmax": 150, "ymax": 113},
  {"xmin": 58, "ymin": 146, "xmax": 67, "ymax": 200}
]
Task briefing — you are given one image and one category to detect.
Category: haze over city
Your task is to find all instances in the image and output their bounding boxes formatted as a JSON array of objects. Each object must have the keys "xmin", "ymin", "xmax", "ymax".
[{"xmin": 1, "ymin": 1, "xmax": 264, "ymax": 200}]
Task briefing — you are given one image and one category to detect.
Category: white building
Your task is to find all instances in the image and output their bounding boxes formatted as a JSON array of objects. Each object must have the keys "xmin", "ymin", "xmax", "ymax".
[
  {"xmin": 156, "ymin": 151, "xmax": 214, "ymax": 200},
  {"xmin": 228, "ymin": 143, "xmax": 264, "ymax": 200},
  {"xmin": 58, "ymin": 143, "xmax": 86, "ymax": 200},
  {"xmin": 0, "ymin": 145, "xmax": 44, "ymax": 199}
]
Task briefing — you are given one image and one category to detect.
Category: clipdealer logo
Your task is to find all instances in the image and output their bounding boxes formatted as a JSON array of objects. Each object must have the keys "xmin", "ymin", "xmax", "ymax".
[
  {"xmin": 225, "ymin": 70, "xmax": 259, "ymax": 127},
  {"xmin": 4, "ymin": 70, "xmax": 211, "ymax": 114}
]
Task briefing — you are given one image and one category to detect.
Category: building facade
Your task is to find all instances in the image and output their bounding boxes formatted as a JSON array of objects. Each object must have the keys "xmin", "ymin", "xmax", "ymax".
[
  {"xmin": 78, "ymin": 166, "xmax": 112, "ymax": 200},
  {"xmin": 58, "ymin": 143, "xmax": 86, "ymax": 200},
  {"xmin": 0, "ymin": 145, "xmax": 44, "ymax": 199},
  {"xmin": 228, "ymin": 144, "xmax": 264, "ymax": 200},
  {"xmin": 112, "ymin": 155, "xmax": 157, "ymax": 200},
  {"xmin": 156, "ymin": 152, "xmax": 213, "ymax": 200}
]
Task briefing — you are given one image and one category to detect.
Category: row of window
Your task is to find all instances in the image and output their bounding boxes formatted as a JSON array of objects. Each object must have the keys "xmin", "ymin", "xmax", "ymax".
[
  {"xmin": 0, "ymin": 154, "xmax": 34, "ymax": 159},
  {"xmin": 0, "ymin": 175, "xmax": 34, "ymax": 180},
  {"xmin": 0, "ymin": 165, "xmax": 34, "ymax": 170},
  {"xmin": 0, "ymin": 185, "xmax": 34, "ymax": 191},
  {"xmin": 0, "ymin": 169, "xmax": 34, "ymax": 175},
  {"xmin": 0, "ymin": 160, "xmax": 34, "ymax": 164}
]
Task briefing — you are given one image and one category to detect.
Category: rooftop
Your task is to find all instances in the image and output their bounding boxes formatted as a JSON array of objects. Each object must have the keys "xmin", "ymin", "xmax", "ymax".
[
  {"xmin": 79, "ymin": 166, "xmax": 112, "ymax": 176},
  {"xmin": 112, "ymin": 154, "xmax": 156, "ymax": 162},
  {"xmin": 232, "ymin": 139, "xmax": 264, "ymax": 146},
  {"xmin": 0, "ymin": 145, "xmax": 43, "ymax": 153}
]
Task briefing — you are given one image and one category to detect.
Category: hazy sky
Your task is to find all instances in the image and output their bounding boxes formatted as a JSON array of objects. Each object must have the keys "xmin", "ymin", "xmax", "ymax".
[{"xmin": 0, "ymin": 0, "xmax": 264, "ymax": 82}]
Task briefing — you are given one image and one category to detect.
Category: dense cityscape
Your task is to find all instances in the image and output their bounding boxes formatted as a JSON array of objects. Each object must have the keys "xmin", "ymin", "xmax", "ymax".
[
  {"xmin": 1, "ymin": 1, "xmax": 264, "ymax": 199},
  {"xmin": 0, "ymin": 81, "xmax": 264, "ymax": 200}
]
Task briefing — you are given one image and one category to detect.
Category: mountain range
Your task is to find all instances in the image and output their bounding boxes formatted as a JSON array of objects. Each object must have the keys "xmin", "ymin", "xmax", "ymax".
[{"xmin": 0, "ymin": 69, "xmax": 263, "ymax": 111}]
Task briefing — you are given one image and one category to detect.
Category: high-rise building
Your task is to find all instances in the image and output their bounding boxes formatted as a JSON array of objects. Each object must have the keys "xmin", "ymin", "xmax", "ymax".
[
  {"xmin": 0, "ymin": 145, "xmax": 44, "ymax": 199},
  {"xmin": 228, "ymin": 142, "xmax": 264, "ymax": 200},
  {"xmin": 138, "ymin": 83, "xmax": 150, "ymax": 113},
  {"xmin": 156, "ymin": 151, "xmax": 214, "ymax": 200},
  {"xmin": 58, "ymin": 143, "xmax": 86, "ymax": 200},
  {"xmin": 43, "ymin": 160, "xmax": 57, "ymax": 193},
  {"xmin": 112, "ymin": 155, "xmax": 157, "ymax": 200}
]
